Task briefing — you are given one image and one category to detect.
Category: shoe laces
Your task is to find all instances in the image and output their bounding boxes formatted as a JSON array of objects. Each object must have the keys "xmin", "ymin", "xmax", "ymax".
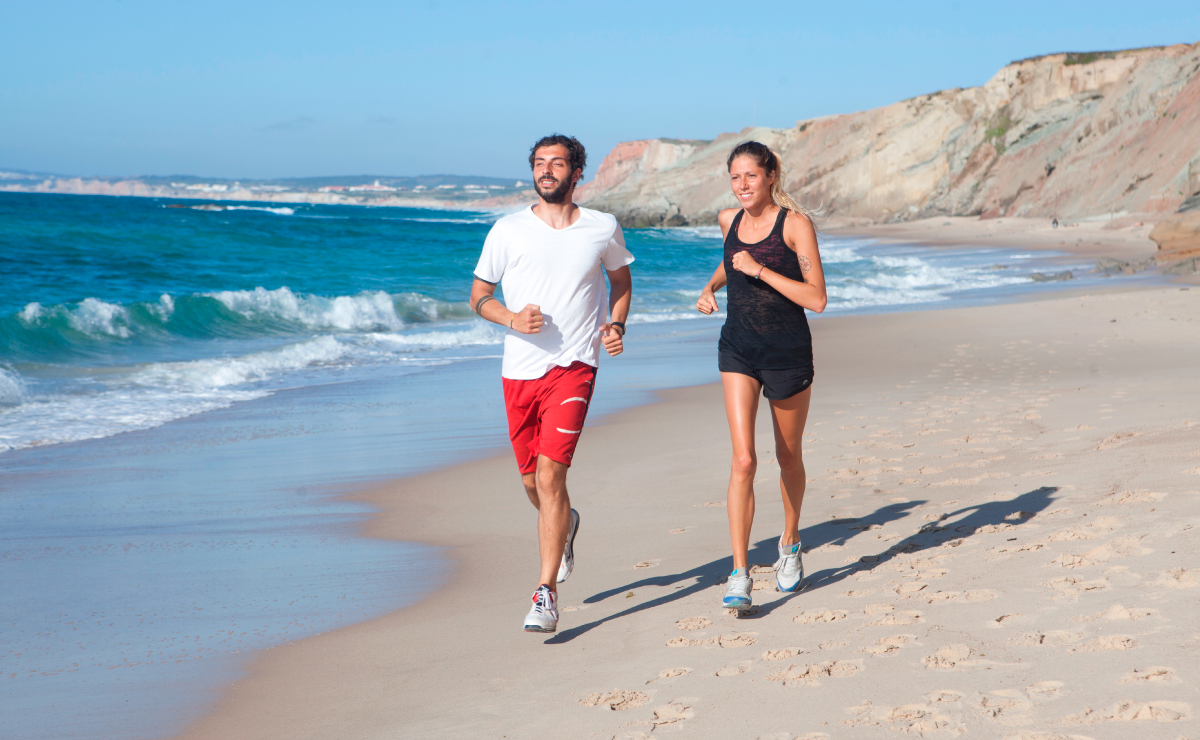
[{"xmin": 531, "ymin": 587, "xmax": 553, "ymax": 614}]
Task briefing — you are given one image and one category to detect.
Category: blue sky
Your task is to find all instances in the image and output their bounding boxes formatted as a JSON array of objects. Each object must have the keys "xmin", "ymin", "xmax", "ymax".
[{"xmin": 2, "ymin": 1, "xmax": 1197, "ymax": 180}]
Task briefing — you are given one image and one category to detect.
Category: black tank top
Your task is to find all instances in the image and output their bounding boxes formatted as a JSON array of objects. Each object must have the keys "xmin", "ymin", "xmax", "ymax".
[{"xmin": 719, "ymin": 208, "xmax": 814, "ymax": 370}]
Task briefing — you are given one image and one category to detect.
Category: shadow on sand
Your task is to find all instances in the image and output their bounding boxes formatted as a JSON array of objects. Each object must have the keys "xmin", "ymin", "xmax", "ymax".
[{"xmin": 545, "ymin": 486, "xmax": 1057, "ymax": 644}]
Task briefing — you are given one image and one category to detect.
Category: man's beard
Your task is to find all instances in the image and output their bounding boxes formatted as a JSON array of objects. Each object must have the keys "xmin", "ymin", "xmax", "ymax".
[{"xmin": 534, "ymin": 175, "xmax": 573, "ymax": 204}]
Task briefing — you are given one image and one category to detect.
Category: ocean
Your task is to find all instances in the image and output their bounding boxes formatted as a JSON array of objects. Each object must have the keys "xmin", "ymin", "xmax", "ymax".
[{"xmin": 0, "ymin": 192, "xmax": 1146, "ymax": 738}]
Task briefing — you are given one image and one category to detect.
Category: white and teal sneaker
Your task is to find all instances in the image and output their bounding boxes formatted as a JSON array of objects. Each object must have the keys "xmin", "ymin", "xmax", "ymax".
[
  {"xmin": 557, "ymin": 508, "xmax": 580, "ymax": 583},
  {"xmin": 523, "ymin": 585, "xmax": 558, "ymax": 633},
  {"xmin": 722, "ymin": 568, "xmax": 753, "ymax": 608},
  {"xmin": 776, "ymin": 535, "xmax": 804, "ymax": 592}
]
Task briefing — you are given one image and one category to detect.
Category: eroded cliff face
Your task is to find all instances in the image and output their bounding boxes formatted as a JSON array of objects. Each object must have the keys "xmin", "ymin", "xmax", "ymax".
[{"xmin": 581, "ymin": 43, "xmax": 1200, "ymax": 227}]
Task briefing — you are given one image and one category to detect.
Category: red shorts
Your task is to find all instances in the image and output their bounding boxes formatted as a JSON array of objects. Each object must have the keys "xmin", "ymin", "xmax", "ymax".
[{"xmin": 502, "ymin": 361, "xmax": 597, "ymax": 474}]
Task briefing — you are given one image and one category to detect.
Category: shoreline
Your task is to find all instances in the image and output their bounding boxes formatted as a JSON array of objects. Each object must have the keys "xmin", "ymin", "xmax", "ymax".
[{"xmin": 174, "ymin": 281, "xmax": 1200, "ymax": 739}]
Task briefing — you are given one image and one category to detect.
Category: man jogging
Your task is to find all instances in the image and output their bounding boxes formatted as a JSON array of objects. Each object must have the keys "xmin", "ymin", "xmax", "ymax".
[{"xmin": 469, "ymin": 134, "xmax": 633, "ymax": 633}]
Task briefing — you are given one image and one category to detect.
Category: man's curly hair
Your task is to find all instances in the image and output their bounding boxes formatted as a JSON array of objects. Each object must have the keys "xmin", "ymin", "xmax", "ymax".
[{"xmin": 528, "ymin": 134, "xmax": 586, "ymax": 175}]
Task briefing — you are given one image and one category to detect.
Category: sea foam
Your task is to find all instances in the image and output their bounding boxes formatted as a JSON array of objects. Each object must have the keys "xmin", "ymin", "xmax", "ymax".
[
  {"xmin": 0, "ymin": 367, "xmax": 26, "ymax": 406},
  {"xmin": 135, "ymin": 336, "xmax": 349, "ymax": 389},
  {"xmin": 206, "ymin": 287, "xmax": 405, "ymax": 331}
]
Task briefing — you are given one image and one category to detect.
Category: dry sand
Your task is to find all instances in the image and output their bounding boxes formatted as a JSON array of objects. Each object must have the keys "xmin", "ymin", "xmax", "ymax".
[{"xmin": 174, "ymin": 280, "xmax": 1200, "ymax": 740}]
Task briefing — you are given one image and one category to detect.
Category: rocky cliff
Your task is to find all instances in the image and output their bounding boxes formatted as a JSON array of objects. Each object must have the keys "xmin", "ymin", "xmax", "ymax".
[{"xmin": 579, "ymin": 43, "xmax": 1200, "ymax": 228}]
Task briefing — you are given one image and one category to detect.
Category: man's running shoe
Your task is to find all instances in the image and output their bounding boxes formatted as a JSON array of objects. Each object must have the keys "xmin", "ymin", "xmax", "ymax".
[
  {"xmin": 557, "ymin": 508, "xmax": 580, "ymax": 583},
  {"xmin": 523, "ymin": 585, "xmax": 559, "ymax": 633},
  {"xmin": 776, "ymin": 535, "xmax": 804, "ymax": 592},
  {"xmin": 722, "ymin": 568, "xmax": 753, "ymax": 608}
]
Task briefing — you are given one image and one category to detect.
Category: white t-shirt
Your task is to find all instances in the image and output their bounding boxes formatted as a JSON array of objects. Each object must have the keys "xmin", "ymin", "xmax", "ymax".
[{"xmin": 474, "ymin": 205, "xmax": 634, "ymax": 380}]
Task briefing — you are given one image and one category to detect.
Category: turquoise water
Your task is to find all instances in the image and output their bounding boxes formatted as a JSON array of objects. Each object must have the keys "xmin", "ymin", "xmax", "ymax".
[
  {"xmin": 0, "ymin": 192, "xmax": 1105, "ymax": 453},
  {"xmin": 0, "ymin": 192, "xmax": 1131, "ymax": 739}
]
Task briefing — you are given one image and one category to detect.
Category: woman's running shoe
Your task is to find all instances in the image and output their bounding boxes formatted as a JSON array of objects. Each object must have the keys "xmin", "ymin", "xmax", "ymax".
[
  {"xmin": 776, "ymin": 535, "xmax": 804, "ymax": 592},
  {"xmin": 722, "ymin": 568, "xmax": 753, "ymax": 608},
  {"xmin": 557, "ymin": 508, "xmax": 580, "ymax": 583},
  {"xmin": 523, "ymin": 585, "xmax": 559, "ymax": 633}
]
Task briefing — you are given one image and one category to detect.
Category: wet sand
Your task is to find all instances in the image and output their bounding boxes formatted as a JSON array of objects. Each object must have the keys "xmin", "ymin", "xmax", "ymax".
[
  {"xmin": 175, "ymin": 282, "xmax": 1200, "ymax": 739},
  {"xmin": 827, "ymin": 215, "xmax": 1161, "ymax": 261}
]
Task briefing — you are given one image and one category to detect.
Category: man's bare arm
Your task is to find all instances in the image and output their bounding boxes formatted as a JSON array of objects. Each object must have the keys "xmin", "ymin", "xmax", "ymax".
[
  {"xmin": 602, "ymin": 266, "xmax": 632, "ymax": 356},
  {"xmin": 469, "ymin": 278, "xmax": 544, "ymax": 333}
]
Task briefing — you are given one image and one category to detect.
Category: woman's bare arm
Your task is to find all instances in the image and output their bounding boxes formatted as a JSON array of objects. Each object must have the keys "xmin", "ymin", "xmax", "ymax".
[
  {"xmin": 728, "ymin": 211, "xmax": 827, "ymax": 313},
  {"xmin": 697, "ymin": 209, "xmax": 738, "ymax": 314}
]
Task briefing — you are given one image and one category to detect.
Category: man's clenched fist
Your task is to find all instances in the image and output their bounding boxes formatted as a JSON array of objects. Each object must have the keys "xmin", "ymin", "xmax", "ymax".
[{"xmin": 512, "ymin": 304, "xmax": 544, "ymax": 334}]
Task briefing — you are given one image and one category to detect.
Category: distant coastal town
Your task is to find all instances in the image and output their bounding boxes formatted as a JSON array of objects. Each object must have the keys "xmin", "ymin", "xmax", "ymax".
[{"xmin": 0, "ymin": 170, "xmax": 534, "ymax": 209}]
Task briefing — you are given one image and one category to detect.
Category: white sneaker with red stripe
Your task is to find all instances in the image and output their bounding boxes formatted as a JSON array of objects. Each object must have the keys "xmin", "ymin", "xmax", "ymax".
[{"xmin": 523, "ymin": 584, "xmax": 558, "ymax": 633}]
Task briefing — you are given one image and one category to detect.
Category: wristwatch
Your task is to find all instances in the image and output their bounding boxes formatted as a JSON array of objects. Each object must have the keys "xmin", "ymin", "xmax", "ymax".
[{"xmin": 611, "ymin": 321, "xmax": 626, "ymax": 336}]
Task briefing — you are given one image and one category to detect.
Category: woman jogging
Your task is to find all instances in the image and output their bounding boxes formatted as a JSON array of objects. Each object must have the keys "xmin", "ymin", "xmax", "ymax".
[{"xmin": 696, "ymin": 140, "xmax": 827, "ymax": 609}]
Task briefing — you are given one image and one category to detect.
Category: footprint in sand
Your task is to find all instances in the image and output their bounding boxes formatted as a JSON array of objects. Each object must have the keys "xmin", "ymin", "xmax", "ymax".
[
  {"xmin": 1025, "ymin": 681, "xmax": 1064, "ymax": 701},
  {"xmin": 578, "ymin": 689, "xmax": 650, "ymax": 711},
  {"xmin": 1045, "ymin": 576, "xmax": 1109, "ymax": 601},
  {"xmin": 864, "ymin": 603, "xmax": 894, "ymax": 616},
  {"xmin": 860, "ymin": 635, "xmax": 916, "ymax": 656},
  {"xmin": 667, "ymin": 528, "xmax": 688, "ymax": 534},
  {"xmin": 675, "ymin": 617, "xmax": 711, "ymax": 631},
  {"xmin": 714, "ymin": 660, "xmax": 752, "ymax": 677},
  {"xmin": 923, "ymin": 644, "xmax": 990, "ymax": 670},
  {"xmin": 1051, "ymin": 536, "xmax": 1151, "ymax": 569},
  {"xmin": 762, "ymin": 647, "xmax": 804, "ymax": 661},
  {"xmin": 926, "ymin": 589, "xmax": 998, "ymax": 604},
  {"xmin": 1046, "ymin": 518, "xmax": 1123, "ymax": 542},
  {"xmin": 977, "ymin": 690, "xmax": 1033, "ymax": 723},
  {"xmin": 766, "ymin": 660, "xmax": 861, "ymax": 687},
  {"xmin": 1004, "ymin": 511, "xmax": 1036, "ymax": 522},
  {"xmin": 793, "ymin": 609, "xmax": 849, "ymax": 624},
  {"xmin": 841, "ymin": 589, "xmax": 876, "ymax": 598},
  {"xmin": 1013, "ymin": 630, "xmax": 1083, "ymax": 647},
  {"xmin": 633, "ymin": 559, "xmax": 660, "ymax": 569},
  {"xmin": 1155, "ymin": 567, "xmax": 1200, "ymax": 589},
  {"xmin": 697, "ymin": 501, "xmax": 726, "ymax": 508},
  {"xmin": 668, "ymin": 632, "xmax": 758, "ymax": 648},
  {"xmin": 1098, "ymin": 489, "xmax": 1166, "ymax": 505},
  {"xmin": 1121, "ymin": 667, "xmax": 1178, "ymax": 683},
  {"xmin": 840, "ymin": 699, "xmax": 964, "ymax": 733},
  {"xmin": 868, "ymin": 610, "xmax": 923, "ymax": 626},
  {"xmin": 1066, "ymin": 635, "xmax": 1138, "ymax": 653},
  {"xmin": 647, "ymin": 668, "xmax": 691, "ymax": 685},
  {"xmin": 650, "ymin": 700, "xmax": 695, "ymax": 729},
  {"xmin": 1063, "ymin": 700, "xmax": 1191, "ymax": 724}
]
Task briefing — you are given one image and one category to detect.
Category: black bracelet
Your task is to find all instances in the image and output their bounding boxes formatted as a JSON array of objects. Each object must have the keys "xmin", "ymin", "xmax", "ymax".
[
  {"xmin": 474, "ymin": 295, "xmax": 496, "ymax": 316},
  {"xmin": 611, "ymin": 321, "xmax": 626, "ymax": 336}
]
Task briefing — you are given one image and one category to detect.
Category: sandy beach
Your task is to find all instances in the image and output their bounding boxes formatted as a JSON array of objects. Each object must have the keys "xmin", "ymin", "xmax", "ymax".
[
  {"xmin": 172, "ymin": 270, "xmax": 1200, "ymax": 738},
  {"xmin": 826, "ymin": 216, "xmax": 1163, "ymax": 262}
]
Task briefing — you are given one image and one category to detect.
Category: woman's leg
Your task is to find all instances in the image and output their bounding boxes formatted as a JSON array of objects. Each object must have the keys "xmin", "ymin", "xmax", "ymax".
[
  {"xmin": 769, "ymin": 387, "xmax": 812, "ymax": 547},
  {"xmin": 722, "ymin": 372, "xmax": 761, "ymax": 570}
]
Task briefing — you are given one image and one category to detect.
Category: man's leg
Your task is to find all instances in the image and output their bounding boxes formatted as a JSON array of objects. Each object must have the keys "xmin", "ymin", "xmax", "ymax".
[{"xmin": 533, "ymin": 455, "xmax": 571, "ymax": 590}]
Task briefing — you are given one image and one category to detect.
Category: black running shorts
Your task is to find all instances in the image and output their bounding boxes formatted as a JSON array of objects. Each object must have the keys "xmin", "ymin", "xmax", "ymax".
[{"xmin": 718, "ymin": 348, "xmax": 814, "ymax": 400}]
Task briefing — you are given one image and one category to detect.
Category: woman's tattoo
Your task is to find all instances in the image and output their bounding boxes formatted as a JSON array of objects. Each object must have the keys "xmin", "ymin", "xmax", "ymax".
[{"xmin": 799, "ymin": 255, "xmax": 813, "ymax": 274}]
